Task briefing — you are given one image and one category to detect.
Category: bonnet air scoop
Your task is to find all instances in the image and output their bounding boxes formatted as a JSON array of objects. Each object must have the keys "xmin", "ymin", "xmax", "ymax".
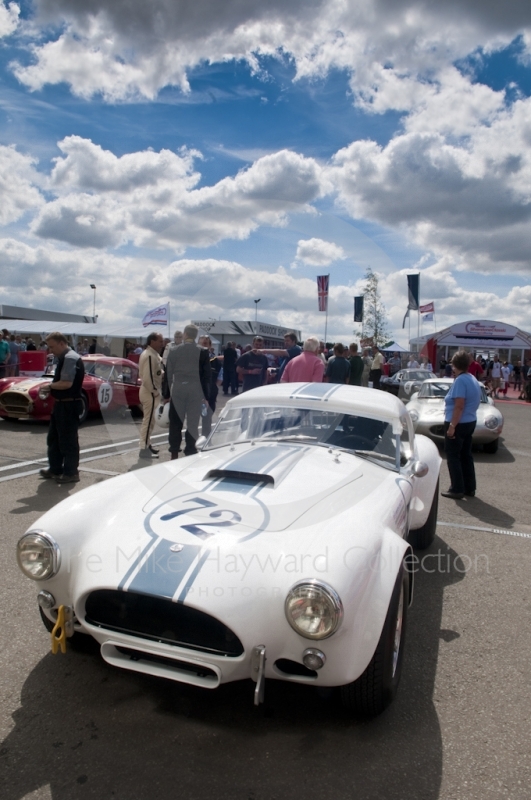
[{"xmin": 205, "ymin": 469, "xmax": 274, "ymax": 486}]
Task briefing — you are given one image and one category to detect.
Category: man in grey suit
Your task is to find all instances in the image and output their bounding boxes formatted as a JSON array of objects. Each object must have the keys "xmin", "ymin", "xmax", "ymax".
[{"xmin": 164, "ymin": 324, "xmax": 212, "ymax": 458}]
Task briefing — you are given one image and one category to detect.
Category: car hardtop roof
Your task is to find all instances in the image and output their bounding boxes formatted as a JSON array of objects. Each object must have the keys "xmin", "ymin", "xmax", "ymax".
[
  {"xmin": 422, "ymin": 377, "xmax": 453, "ymax": 383},
  {"xmin": 227, "ymin": 382, "xmax": 408, "ymax": 423},
  {"xmin": 82, "ymin": 355, "xmax": 136, "ymax": 366}
]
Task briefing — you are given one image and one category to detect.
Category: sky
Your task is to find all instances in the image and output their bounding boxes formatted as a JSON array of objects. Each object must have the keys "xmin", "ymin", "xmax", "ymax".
[{"xmin": 1, "ymin": 1, "xmax": 531, "ymax": 344}]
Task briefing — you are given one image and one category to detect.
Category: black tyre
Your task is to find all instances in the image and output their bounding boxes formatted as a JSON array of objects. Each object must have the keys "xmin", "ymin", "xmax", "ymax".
[
  {"xmin": 408, "ymin": 478, "xmax": 439, "ymax": 550},
  {"xmin": 483, "ymin": 438, "xmax": 499, "ymax": 454},
  {"xmin": 78, "ymin": 392, "xmax": 88, "ymax": 424},
  {"xmin": 341, "ymin": 564, "xmax": 409, "ymax": 718}
]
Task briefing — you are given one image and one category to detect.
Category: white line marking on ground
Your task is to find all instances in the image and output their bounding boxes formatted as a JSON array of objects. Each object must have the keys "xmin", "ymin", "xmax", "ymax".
[
  {"xmin": 509, "ymin": 449, "xmax": 531, "ymax": 458},
  {"xmin": 437, "ymin": 521, "xmax": 531, "ymax": 539},
  {"xmin": 0, "ymin": 448, "xmax": 138, "ymax": 483},
  {"xmin": 78, "ymin": 467, "xmax": 120, "ymax": 476},
  {"xmin": 0, "ymin": 432, "xmax": 168, "ymax": 472}
]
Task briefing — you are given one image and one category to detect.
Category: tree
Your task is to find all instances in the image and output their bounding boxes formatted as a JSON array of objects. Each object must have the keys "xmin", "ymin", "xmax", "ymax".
[{"xmin": 355, "ymin": 267, "xmax": 391, "ymax": 348}]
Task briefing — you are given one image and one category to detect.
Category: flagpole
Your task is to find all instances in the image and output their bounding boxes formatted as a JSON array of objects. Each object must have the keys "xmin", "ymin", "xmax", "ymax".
[
  {"xmin": 324, "ymin": 273, "xmax": 329, "ymax": 345},
  {"xmin": 168, "ymin": 302, "xmax": 171, "ymax": 340}
]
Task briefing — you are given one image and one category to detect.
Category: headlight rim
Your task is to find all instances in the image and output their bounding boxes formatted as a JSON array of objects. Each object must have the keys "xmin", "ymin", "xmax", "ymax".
[
  {"xmin": 16, "ymin": 529, "xmax": 61, "ymax": 581},
  {"xmin": 483, "ymin": 414, "xmax": 500, "ymax": 430},
  {"xmin": 285, "ymin": 579, "xmax": 343, "ymax": 640}
]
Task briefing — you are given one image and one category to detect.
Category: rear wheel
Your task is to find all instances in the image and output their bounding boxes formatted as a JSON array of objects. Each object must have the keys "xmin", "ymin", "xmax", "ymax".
[
  {"xmin": 408, "ymin": 478, "xmax": 439, "ymax": 550},
  {"xmin": 340, "ymin": 564, "xmax": 409, "ymax": 718},
  {"xmin": 483, "ymin": 438, "xmax": 499, "ymax": 454}
]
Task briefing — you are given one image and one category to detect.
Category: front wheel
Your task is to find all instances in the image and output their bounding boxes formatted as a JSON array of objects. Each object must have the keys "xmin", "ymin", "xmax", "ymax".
[
  {"xmin": 340, "ymin": 564, "xmax": 409, "ymax": 718},
  {"xmin": 483, "ymin": 438, "xmax": 499, "ymax": 454},
  {"xmin": 408, "ymin": 478, "xmax": 439, "ymax": 550}
]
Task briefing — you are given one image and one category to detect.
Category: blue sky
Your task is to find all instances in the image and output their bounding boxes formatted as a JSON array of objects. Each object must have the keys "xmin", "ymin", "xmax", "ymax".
[{"xmin": 1, "ymin": 0, "xmax": 531, "ymax": 342}]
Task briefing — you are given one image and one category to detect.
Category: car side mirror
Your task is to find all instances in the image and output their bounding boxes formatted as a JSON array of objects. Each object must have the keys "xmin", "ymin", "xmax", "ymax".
[
  {"xmin": 412, "ymin": 461, "xmax": 429, "ymax": 477},
  {"xmin": 196, "ymin": 436, "xmax": 207, "ymax": 449}
]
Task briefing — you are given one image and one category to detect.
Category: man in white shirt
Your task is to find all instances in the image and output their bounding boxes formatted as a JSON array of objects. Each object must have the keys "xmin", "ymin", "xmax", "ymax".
[
  {"xmin": 489, "ymin": 355, "xmax": 502, "ymax": 398},
  {"xmin": 369, "ymin": 346, "xmax": 385, "ymax": 389},
  {"xmin": 407, "ymin": 357, "xmax": 420, "ymax": 368}
]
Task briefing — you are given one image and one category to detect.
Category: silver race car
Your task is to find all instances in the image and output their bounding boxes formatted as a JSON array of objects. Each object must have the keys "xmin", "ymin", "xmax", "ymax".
[{"xmin": 407, "ymin": 378, "xmax": 504, "ymax": 453}]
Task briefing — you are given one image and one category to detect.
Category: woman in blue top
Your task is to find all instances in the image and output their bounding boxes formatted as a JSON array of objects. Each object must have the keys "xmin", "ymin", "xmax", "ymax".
[{"xmin": 442, "ymin": 351, "xmax": 482, "ymax": 500}]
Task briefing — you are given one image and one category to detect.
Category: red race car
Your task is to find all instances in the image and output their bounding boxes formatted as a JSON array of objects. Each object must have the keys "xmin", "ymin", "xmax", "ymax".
[{"xmin": 0, "ymin": 356, "xmax": 142, "ymax": 423}]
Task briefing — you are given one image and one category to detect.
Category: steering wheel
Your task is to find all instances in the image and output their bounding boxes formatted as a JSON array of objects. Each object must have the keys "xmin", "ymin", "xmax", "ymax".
[{"xmin": 340, "ymin": 435, "xmax": 375, "ymax": 451}]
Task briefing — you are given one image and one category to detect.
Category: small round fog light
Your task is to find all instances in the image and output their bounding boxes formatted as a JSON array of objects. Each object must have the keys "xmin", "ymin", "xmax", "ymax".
[
  {"xmin": 302, "ymin": 648, "xmax": 326, "ymax": 670},
  {"xmin": 38, "ymin": 590, "xmax": 56, "ymax": 609}
]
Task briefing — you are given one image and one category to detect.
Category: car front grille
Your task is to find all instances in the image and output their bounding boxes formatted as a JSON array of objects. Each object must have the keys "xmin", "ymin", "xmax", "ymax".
[
  {"xmin": 84, "ymin": 589, "xmax": 244, "ymax": 657},
  {"xmin": 0, "ymin": 392, "xmax": 31, "ymax": 414}
]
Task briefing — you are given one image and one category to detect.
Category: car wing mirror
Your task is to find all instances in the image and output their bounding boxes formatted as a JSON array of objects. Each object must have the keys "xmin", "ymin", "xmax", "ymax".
[
  {"xmin": 412, "ymin": 460, "xmax": 429, "ymax": 477},
  {"xmin": 196, "ymin": 435, "xmax": 207, "ymax": 449}
]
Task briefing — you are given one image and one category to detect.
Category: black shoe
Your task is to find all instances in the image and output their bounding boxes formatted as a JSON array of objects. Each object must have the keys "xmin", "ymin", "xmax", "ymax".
[
  {"xmin": 149, "ymin": 445, "xmax": 160, "ymax": 456},
  {"xmin": 55, "ymin": 473, "xmax": 80, "ymax": 484},
  {"xmin": 39, "ymin": 468, "xmax": 59, "ymax": 479},
  {"xmin": 441, "ymin": 489, "xmax": 464, "ymax": 500},
  {"xmin": 139, "ymin": 448, "xmax": 154, "ymax": 459},
  {"xmin": 464, "ymin": 491, "xmax": 475, "ymax": 497}
]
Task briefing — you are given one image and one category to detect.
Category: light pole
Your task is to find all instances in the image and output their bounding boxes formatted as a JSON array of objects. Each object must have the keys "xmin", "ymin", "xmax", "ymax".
[
  {"xmin": 90, "ymin": 284, "xmax": 96, "ymax": 319},
  {"xmin": 254, "ymin": 298, "xmax": 261, "ymax": 323}
]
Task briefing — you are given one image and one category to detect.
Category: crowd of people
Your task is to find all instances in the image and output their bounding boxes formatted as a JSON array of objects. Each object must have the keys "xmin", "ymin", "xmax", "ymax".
[
  {"xmin": 438, "ymin": 353, "xmax": 531, "ymax": 401},
  {"xmin": 6, "ymin": 324, "xmax": 531, "ymax": 479},
  {"xmin": 0, "ymin": 329, "xmax": 42, "ymax": 377}
]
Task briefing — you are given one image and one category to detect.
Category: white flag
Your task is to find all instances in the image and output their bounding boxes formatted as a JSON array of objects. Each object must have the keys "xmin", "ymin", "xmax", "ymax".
[
  {"xmin": 142, "ymin": 302, "xmax": 169, "ymax": 327},
  {"xmin": 422, "ymin": 312, "xmax": 434, "ymax": 322}
]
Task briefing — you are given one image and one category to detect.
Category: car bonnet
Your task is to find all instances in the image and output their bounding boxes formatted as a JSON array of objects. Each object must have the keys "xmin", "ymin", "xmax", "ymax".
[{"xmin": 141, "ymin": 442, "xmax": 365, "ymax": 538}]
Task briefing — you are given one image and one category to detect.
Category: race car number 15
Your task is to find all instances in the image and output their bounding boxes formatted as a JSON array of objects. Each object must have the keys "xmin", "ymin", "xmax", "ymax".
[{"xmin": 98, "ymin": 382, "xmax": 113, "ymax": 409}]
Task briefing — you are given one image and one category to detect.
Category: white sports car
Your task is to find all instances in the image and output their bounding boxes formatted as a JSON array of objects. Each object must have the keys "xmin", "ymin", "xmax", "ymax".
[
  {"xmin": 407, "ymin": 378, "xmax": 504, "ymax": 453},
  {"xmin": 17, "ymin": 383, "xmax": 441, "ymax": 718}
]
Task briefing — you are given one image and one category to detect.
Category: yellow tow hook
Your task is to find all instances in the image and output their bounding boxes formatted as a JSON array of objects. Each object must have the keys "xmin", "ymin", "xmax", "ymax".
[{"xmin": 51, "ymin": 605, "xmax": 74, "ymax": 654}]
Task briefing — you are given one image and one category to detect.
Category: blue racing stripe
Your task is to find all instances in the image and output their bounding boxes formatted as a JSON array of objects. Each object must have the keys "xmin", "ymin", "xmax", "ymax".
[
  {"xmin": 289, "ymin": 383, "xmax": 342, "ymax": 401},
  {"xmin": 127, "ymin": 541, "xmax": 201, "ymax": 598},
  {"xmin": 176, "ymin": 550, "xmax": 211, "ymax": 603},
  {"xmin": 220, "ymin": 445, "xmax": 285, "ymax": 474}
]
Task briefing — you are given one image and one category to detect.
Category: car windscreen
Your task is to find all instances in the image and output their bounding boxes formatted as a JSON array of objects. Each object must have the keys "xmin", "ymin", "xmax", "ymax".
[
  {"xmin": 418, "ymin": 382, "xmax": 451, "ymax": 398},
  {"xmin": 207, "ymin": 405, "xmax": 398, "ymax": 467},
  {"xmin": 401, "ymin": 370, "xmax": 432, "ymax": 382},
  {"xmin": 83, "ymin": 361, "xmax": 113, "ymax": 380}
]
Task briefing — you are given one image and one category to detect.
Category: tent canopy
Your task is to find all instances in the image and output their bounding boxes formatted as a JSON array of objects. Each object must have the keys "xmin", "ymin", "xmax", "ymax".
[{"xmin": 381, "ymin": 341, "xmax": 409, "ymax": 352}]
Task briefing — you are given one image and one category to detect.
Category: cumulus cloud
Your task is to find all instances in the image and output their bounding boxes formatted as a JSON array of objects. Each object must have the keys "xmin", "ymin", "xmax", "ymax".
[
  {"xmin": 294, "ymin": 237, "xmax": 346, "ymax": 266},
  {"xmin": 0, "ymin": 145, "xmax": 44, "ymax": 224},
  {"xmin": 32, "ymin": 139, "xmax": 322, "ymax": 250},
  {"xmin": 9, "ymin": 1, "xmax": 530, "ymax": 106},
  {"xmin": 0, "ymin": 2, "xmax": 19, "ymax": 38},
  {"xmin": 328, "ymin": 88, "xmax": 531, "ymax": 274}
]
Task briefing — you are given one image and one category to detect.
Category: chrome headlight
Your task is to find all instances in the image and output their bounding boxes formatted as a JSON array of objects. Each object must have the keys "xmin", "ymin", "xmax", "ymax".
[
  {"xmin": 16, "ymin": 531, "xmax": 60, "ymax": 580},
  {"xmin": 484, "ymin": 415, "xmax": 499, "ymax": 430},
  {"xmin": 408, "ymin": 409, "xmax": 419, "ymax": 424},
  {"xmin": 38, "ymin": 385, "xmax": 51, "ymax": 400},
  {"xmin": 285, "ymin": 581, "xmax": 343, "ymax": 639}
]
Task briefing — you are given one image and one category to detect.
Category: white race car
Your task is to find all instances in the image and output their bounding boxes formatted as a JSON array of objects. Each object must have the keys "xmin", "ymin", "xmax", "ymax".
[{"xmin": 17, "ymin": 383, "xmax": 441, "ymax": 718}]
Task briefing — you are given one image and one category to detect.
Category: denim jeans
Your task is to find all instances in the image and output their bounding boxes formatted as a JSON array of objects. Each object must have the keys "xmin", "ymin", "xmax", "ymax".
[{"xmin": 444, "ymin": 420, "xmax": 476, "ymax": 494}]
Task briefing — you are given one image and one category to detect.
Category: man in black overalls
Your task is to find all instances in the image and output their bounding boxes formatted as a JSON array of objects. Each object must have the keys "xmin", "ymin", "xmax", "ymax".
[{"xmin": 39, "ymin": 332, "xmax": 85, "ymax": 484}]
